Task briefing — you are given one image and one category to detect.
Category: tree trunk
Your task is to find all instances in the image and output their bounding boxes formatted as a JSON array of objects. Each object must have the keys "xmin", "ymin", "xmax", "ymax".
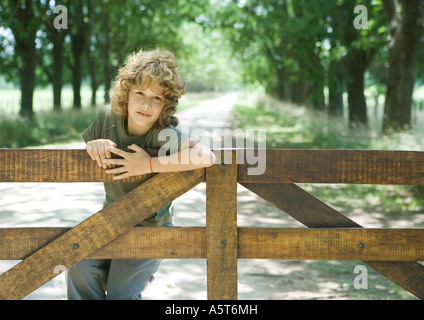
[
  {"xmin": 52, "ymin": 39, "xmax": 64, "ymax": 111},
  {"xmin": 273, "ymin": 67, "xmax": 288, "ymax": 101},
  {"xmin": 306, "ymin": 52, "xmax": 326, "ymax": 111},
  {"xmin": 101, "ymin": 45, "xmax": 112, "ymax": 104},
  {"xmin": 85, "ymin": 0, "xmax": 98, "ymax": 107},
  {"xmin": 86, "ymin": 46, "xmax": 99, "ymax": 107},
  {"xmin": 69, "ymin": 1, "xmax": 89, "ymax": 109},
  {"xmin": 310, "ymin": 71, "xmax": 326, "ymax": 111},
  {"xmin": 100, "ymin": 22, "xmax": 112, "ymax": 104},
  {"xmin": 328, "ymin": 59, "xmax": 344, "ymax": 118},
  {"xmin": 382, "ymin": 0, "xmax": 424, "ymax": 134},
  {"xmin": 289, "ymin": 74, "xmax": 310, "ymax": 106},
  {"xmin": 72, "ymin": 62, "xmax": 82, "ymax": 109},
  {"xmin": 7, "ymin": 0, "xmax": 39, "ymax": 119},
  {"xmin": 346, "ymin": 70, "xmax": 367, "ymax": 126},
  {"xmin": 345, "ymin": 49, "xmax": 373, "ymax": 127},
  {"xmin": 18, "ymin": 43, "xmax": 37, "ymax": 119},
  {"xmin": 71, "ymin": 31, "xmax": 87, "ymax": 109}
]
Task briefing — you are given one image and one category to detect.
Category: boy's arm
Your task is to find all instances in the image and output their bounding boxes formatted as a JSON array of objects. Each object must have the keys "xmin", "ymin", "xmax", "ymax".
[
  {"xmin": 103, "ymin": 137, "xmax": 216, "ymax": 180},
  {"xmin": 152, "ymin": 136, "xmax": 216, "ymax": 173}
]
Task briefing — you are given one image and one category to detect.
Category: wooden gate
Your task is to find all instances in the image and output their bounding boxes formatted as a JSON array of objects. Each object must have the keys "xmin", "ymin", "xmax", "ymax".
[{"xmin": 1, "ymin": 148, "xmax": 424, "ymax": 299}]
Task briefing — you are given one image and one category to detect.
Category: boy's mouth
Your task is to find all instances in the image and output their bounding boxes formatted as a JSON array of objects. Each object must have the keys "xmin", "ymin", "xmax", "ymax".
[{"xmin": 136, "ymin": 111, "xmax": 151, "ymax": 118}]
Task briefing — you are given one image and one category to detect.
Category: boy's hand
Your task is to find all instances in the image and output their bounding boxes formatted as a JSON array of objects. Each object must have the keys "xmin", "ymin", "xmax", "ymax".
[
  {"xmin": 103, "ymin": 144, "xmax": 151, "ymax": 180},
  {"xmin": 86, "ymin": 139, "xmax": 117, "ymax": 169}
]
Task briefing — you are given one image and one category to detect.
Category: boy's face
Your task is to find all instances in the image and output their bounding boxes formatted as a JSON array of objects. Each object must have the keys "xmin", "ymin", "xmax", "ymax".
[{"xmin": 126, "ymin": 80, "xmax": 165, "ymax": 136}]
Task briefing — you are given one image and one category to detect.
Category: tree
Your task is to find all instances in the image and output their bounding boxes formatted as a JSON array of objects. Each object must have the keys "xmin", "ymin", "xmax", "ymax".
[
  {"xmin": 67, "ymin": 0, "xmax": 90, "ymax": 108},
  {"xmin": 85, "ymin": 0, "xmax": 99, "ymax": 106},
  {"xmin": 0, "ymin": 1, "xmax": 49, "ymax": 118},
  {"xmin": 39, "ymin": 0, "xmax": 70, "ymax": 111},
  {"xmin": 320, "ymin": 0, "xmax": 386, "ymax": 126},
  {"xmin": 88, "ymin": 0, "xmax": 208, "ymax": 104},
  {"xmin": 382, "ymin": 0, "xmax": 424, "ymax": 133},
  {"xmin": 213, "ymin": 0, "xmax": 329, "ymax": 109}
]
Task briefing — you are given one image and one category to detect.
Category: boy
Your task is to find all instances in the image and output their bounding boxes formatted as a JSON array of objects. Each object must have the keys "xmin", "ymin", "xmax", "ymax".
[{"xmin": 67, "ymin": 49, "xmax": 215, "ymax": 300}]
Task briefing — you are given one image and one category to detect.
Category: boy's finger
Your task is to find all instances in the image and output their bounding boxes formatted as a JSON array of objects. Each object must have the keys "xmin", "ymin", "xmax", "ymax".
[
  {"xmin": 92, "ymin": 148, "xmax": 103, "ymax": 167},
  {"xmin": 112, "ymin": 172, "xmax": 129, "ymax": 180},
  {"xmin": 107, "ymin": 146, "xmax": 126, "ymax": 157},
  {"xmin": 128, "ymin": 144, "xmax": 143, "ymax": 152},
  {"xmin": 85, "ymin": 144, "xmax": 95, "ymax": 161},
  {"xmin": 99, "ymin": 148, "xmax": 108, "ymax": 168},
  {"xmin": 105, "ymin": 147, "xmax": 111, "ymax": 160},
  {"xmin": 103, "ymin": 158, "xmax": 123, "ymax": 166},
  {"xmin": 105, "ymin": 166, "xmax": 126, "ymax": 174}
]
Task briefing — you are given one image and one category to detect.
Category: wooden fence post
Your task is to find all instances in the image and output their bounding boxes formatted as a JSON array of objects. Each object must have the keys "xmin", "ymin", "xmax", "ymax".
[{"xmin": 206, "ymin": 149, "xmax": 238, "ymax": 300}]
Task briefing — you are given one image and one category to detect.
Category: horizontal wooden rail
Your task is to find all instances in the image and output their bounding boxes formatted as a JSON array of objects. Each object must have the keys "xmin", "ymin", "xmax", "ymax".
[
  {"xmin": 0, "ymin": 227, "xmax": 205, "ymax": 260},
  {"xmin": 1, "ymin": 148, "xmax": 424, "ymax": 184},
  {"xmin": 238, "ymin": 228, "xmax": 424, "ymax": 261},
  {"xmin": 0, "ymin": 149, "xmax": 158, "ymax": 183},
  {"xmin": 2, "ymin": 227, "xmax": 424, "ymax": 261},
  {"xmin": 237, "ymin": 149, "xmax": 424, "ymax": 185}
]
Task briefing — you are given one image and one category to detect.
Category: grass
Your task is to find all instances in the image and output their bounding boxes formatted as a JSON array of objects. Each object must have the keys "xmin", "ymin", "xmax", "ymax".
[
  {"xmin": 232, "ymin": 93, "xmax": 424, "ymax": 300},
  {"xmin": 0, "ymin": 107, "xmax": 100, "ymax": 148}
]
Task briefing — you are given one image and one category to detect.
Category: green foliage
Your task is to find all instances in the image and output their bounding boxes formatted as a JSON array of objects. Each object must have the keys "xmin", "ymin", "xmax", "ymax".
[
  {"xmin": 0, "ymin": 113, "xmax": 37, "ymax": 147},
  {"xmin": 0, "ymin": 107, "xmax": 98, "ymax": 148},
  {"xmin": 0, "ymin": 0, "xmax": 214, "ymax": 112},
  {"xmin": 1, "ymin": 0, "xmax": 423, "ymax": 133},
  {"xmin": 178, "ymin": 22, "xmax": 242, "ymax": 92}
]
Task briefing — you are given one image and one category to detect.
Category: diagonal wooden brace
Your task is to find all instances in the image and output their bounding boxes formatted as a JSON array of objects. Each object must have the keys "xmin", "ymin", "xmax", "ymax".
[
  {"xmin": 241, "ymin": 182, "xmax": 424, "ymax": 300},
  {"xmin": 0, "ymin": 169, "xmax": 204, "ymax": 300}
]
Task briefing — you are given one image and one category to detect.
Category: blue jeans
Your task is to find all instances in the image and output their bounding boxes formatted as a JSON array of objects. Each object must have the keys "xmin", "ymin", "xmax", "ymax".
[{"xmin": 67, "ymin": 220, "xmax": 173, "ymax": 300}]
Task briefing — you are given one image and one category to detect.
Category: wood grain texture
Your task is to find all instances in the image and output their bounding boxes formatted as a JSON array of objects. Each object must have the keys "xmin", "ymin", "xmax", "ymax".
[
  {"xmin": 238, "ymin": 149, "xmax": 424, "ymax": 185},
  {"xmin": 206, "ymin": 150, "xmax": 238, "ymax": 300},
  {"xmin": 3, "ymin": 227, "xmax": 424, "ymax": 261},
  {"xmin": 3, "ymin": 148, "xmax": 424, "ymax": 184},
  {"xmin": 90, "ymin": 227, "xmax": 206, "ymax": 259},
  {"xmin": 242, "ymin": 182, "xmax": 424, "ymax": 299},
  {"xmin": 0, "ymin": 227, "xmax": 206, "ymax": 260},
  {"xmin": 0, "ymin": 169, "xmax": 204, "ymax": 300},
  {"xmin": 238, "ymin": 228, "xmax": 424, "ymax": 261},
  {"xmin": 0, "ymin": 149, "xmax": 159, "ymax": 182}
]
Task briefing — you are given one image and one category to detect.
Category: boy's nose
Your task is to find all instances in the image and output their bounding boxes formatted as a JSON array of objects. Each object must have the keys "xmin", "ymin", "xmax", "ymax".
[{"xmin": 142, "ymin": 99, "xmax": 152, "ymax": 109}]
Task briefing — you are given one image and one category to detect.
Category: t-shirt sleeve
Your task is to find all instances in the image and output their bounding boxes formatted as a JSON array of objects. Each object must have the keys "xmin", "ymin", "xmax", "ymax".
[
  {"xmin": 82, "ymin": 123, "xmax": 95, "ymax": 143},
  {"xmin": 81, "ymin": 106, "xmax": 110, "ymax": 143},
  {"xmin": 155, "ymin": 126, "xmax": 190, "ymax": 155}
]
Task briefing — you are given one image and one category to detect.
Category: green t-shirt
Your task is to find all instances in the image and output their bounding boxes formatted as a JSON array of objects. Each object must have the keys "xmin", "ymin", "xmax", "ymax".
[{"xmin": 82, "ymin": 105, "xmax": 189, "ymax": 226}]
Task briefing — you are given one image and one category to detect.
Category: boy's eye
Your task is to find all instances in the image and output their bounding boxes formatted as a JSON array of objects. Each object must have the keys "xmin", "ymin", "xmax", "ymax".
[
  {"xmin": 136, "ymin": 91, "xmax": 144, "ymax": 96},
  {"xmin": 154, "ymin": 96, "xmax": 162, "ymax": 101}
]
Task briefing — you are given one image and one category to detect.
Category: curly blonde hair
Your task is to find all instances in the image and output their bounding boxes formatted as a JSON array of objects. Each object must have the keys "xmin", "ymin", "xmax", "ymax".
[{"xmin": 110, "ymin": 49, "xmax": 186, "ymax": 128}]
